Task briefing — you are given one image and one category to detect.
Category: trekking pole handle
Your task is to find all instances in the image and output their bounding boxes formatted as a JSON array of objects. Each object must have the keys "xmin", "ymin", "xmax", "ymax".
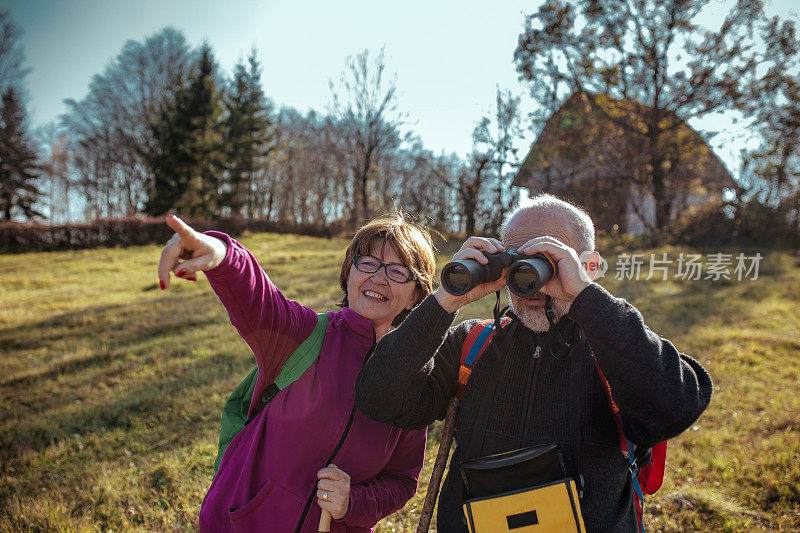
[
  {"xmin": 318, "ymin": 510, "xmax": 332, "ymax": 532},
  {"xmin": 416, "ymin": 396, "xmax": 460, "ymax": 533}
]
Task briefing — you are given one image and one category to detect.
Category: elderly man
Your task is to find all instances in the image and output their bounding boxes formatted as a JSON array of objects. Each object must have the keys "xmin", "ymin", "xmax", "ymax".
[{"xmin": 355, "ymin": 194, "xmax": 712, "ymax": 532}]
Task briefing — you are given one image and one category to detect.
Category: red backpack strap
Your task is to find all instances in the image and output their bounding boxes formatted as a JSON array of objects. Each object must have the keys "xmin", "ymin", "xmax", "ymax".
[
  {"xmin": 593, "ymin": 357, "xmax": 667, "ymax": 497},
  {"xmin": 457, "ymin": 317, "xmax": 511, "ymax": 400},
  {"xmin": 592, "ymin": 358, "xmax": 630, "ymax": 456}
]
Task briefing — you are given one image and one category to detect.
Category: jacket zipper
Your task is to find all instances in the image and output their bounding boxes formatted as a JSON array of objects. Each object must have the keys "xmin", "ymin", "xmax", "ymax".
[
  {"xmin": 519, "ymin": 345, "xmax": 541, "ymax": 444},
  {"xmin": 294, "ymin": 332, "xmax": 376, "ymax": 533}
]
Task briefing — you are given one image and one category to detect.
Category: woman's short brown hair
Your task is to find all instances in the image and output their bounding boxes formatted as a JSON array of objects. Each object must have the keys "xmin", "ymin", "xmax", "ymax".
[{"xmin": 339, "ymin": 213, "xmax": 436, "ymax": 326}]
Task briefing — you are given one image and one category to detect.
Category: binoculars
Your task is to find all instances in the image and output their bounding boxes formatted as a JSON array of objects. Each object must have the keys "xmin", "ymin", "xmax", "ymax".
[{"xmin": 441, "ymin": 248, "xmax": 557, "ymax": 296}]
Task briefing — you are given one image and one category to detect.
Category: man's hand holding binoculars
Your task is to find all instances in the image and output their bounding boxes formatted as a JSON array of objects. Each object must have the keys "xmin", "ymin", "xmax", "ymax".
[
  {"xmin": 514, "ymin": 236, "xmax": 595, "ymax": 303},
  {"xmin": 434, "ymin": 236, "xmax": 509, "ymax": 313},
  {"xmin": 434, "ymin": 235, "xmax": 597, "ymax": 314}
]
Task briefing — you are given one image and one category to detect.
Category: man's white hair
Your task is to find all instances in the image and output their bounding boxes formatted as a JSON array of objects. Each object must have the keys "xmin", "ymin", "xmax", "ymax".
[{"xmin": 500, "ymin": 194, "xmax": 595, "ymax": 253}]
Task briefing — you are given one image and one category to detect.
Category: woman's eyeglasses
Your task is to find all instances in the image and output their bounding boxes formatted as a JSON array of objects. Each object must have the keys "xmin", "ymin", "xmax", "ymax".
[{"xmin": 353, "ymin": 254, "xmax": 416, "ymax": 283}]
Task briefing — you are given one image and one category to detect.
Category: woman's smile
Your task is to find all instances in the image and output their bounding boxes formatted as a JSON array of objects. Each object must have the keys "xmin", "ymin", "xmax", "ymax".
[{"xmin": 363, "ymin": 289, "xmax": 389, "ymax": 302}]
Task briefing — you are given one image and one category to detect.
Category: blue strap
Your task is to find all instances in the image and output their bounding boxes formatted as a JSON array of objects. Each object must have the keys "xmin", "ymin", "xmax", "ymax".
[
  {"xmin": 628, "ymin": 437, "xmax": 646, "ymax": 533},
  {"xmin": 464, "ymin": 322, "xmax": 496, "ymax": 366}
]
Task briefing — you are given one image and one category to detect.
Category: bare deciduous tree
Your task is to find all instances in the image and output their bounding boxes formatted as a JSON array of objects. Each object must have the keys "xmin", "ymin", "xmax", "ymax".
[
  {"xmin": 35, "ymin": 122, "xmax": 72, "ymax": 222},
  {"xmin": 742, "ymin": 16, "xmax": 800, "ymax": 230},
  {"xmin": 61, "ymin": 27, "xmax": 195, "ymax": 217},
  {"xmin": 329, "ymin": 48, "xmax": 405, "ymax": 225},
  {"xmin": 514, "ymin": 0, "xmax": 766, "ymax": 230}
]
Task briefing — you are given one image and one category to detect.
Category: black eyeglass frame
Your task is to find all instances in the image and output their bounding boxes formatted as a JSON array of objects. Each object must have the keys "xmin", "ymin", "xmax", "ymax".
[{"xmin": 353, "ymin": 253, "xmax": 417, "ymax": 284}]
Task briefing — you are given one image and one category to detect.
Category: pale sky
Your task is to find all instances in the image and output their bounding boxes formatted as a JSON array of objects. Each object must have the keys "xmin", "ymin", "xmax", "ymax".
[{"xmin": 6, "ymin": 0, "xmax": 800, "ymax": 176}]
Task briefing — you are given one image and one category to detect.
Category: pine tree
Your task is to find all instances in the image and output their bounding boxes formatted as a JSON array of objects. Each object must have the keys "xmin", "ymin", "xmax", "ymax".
[
  {"xmin": 222, "ymin": 49, "xmax": 273, "ymax": 217},
  {"xmin": 145, "ymin": 45, "xmax": 224, "ymax": 217},
  {"xmin": 0, "ymin": 87, "xmax": 42, "ymax": 221}
]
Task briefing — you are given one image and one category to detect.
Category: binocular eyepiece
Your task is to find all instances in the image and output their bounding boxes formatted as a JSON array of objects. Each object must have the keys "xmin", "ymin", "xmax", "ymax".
[{"xmin": 441, "ymin": 248, "xmax": 557, "ymax": 297}]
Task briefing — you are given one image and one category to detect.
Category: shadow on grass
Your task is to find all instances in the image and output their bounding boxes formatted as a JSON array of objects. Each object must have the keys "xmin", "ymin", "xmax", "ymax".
[
  {"xmin": 0, "ymin": 291, "xmax": 253, "ymax": 469},
  {"xmin": 0, "ymin": 346, "xmax": 243, "ymax": 467},
  {"xmin": 0, "ymin": 291, "xmax": 224, "ymax": 386}
]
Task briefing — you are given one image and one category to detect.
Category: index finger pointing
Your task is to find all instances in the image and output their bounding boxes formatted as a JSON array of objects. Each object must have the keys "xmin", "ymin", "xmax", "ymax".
[{"xmin": 165, "ymin": 214, "xmax": 196, "ymax": 240}]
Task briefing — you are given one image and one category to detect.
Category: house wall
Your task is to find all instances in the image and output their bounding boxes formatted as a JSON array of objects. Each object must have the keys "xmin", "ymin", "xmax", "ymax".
[
  {"xmin": 625, "ymin": 184, "xmax": 656, "ymax": 235},
  {"xmin": 625, "ymin": 185, "xmax": 720, "ymax": 235}
]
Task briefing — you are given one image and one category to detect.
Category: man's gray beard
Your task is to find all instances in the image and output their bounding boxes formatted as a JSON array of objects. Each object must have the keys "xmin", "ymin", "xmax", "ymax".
[{"xmin": 509, "ymin": 296, "xmax": 571, "ymax": 333}]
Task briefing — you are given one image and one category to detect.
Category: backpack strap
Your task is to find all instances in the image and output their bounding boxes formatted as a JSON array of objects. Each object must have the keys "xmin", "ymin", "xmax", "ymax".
[
  {"xmin": 592, "ymin": 358, "xmax": 630, "ymax": 456},
  {"xmin": 593, "ymin": 357, "xmax": 667, "ymax": 486},
  {"xmin": 593, "ymin": 356, "xmax": 667, "ymax": 533},
  {"xmin": 251, "ymin": 312, "xmax": 330, "ymax": 417},
  {"xmin": 214, "ymin": 312, "xmax": 329, "ymax": 475},
  {"xmin": 457, "ymin": 317, "xmax": 511, "ymax": 400},
  {"xmin": 419, "ymin": 318, "xmax": 510, "ymax": 529}
]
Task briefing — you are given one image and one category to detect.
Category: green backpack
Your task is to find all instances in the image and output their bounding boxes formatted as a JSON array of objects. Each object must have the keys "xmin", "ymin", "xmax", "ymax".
[{"xmin": 214, "ymin": 313, "xmax": 329, "ymax": 474}]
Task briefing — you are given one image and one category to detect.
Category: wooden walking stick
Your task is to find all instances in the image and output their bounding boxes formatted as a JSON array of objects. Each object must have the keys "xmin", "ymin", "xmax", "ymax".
[
  {"xmin": 319, "ymin": 510, "xmax": 332, "ymax": 532},
  {"xmin": 416, "ymin": 397, "xmax": 460, "ymax": 533}
]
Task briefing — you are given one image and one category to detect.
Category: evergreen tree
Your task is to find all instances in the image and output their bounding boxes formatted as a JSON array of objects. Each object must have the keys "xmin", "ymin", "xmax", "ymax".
[
  {"xmin": 0, "ymin": 10, "xmax": 31, "ymax": 97},
  {"xmin": 0, "ymin": 87, "xmax": 42, "ymax": 221},
  {"xmin": 145, "ymin": 44, "xmax": 223, "ymax": 217},
  {"xmin": 222, "ymin": 49, "xmax": 273, "ymax": 217},
  {"xmin": 62, "ymin": 27, "xmax": 195, "ymax": 218}
]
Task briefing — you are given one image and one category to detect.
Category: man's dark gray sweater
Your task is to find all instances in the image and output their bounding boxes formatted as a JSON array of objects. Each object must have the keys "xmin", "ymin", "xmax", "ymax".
[{"xmin": 355, "ymin": 283, "xmax": 713, "ymax": 532}]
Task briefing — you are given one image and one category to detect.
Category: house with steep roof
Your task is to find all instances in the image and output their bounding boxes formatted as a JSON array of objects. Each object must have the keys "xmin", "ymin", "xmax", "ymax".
[{"xmin": 513, "ymin": 92, "xmax": 737, "ymax": 234}]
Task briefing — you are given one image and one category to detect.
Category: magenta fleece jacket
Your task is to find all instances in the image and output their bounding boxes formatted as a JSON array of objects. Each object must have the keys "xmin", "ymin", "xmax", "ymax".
[{"xmin": 198, "ymin": 231, "xmax": 426, "ymax": 532}]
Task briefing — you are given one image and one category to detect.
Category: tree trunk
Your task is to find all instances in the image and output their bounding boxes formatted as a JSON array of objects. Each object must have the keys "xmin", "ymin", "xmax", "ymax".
[
  {"xmin": 648, "ymin": 121, "xmax": 670, "ymax": 231},
  {"xmin": 794, "ymin": 193, "xmax": 800, "ymax": 233},
  {"xmin": 350, "ymin": 173, "xmax": 360, "ymax": 227},
  {"xmin": 464, "ymin": 191, "xmax": 477, "ymax": 236},
  {"xmin": 360, "ymin": 172, "xmax": 369, "ymax": 224},
  {"xmin": 651, "ymin": 170, "xmax": 670, "ymax": 231},
  {"xmin": 465, "ymin": 211, "xmax": 476, "ymax": 236}
]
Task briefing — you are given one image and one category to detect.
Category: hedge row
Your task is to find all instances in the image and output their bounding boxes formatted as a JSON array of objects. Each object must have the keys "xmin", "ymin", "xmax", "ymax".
[
  {"xmin": 668, "ymin": 200, "xmax": 800, "ymax": 247},
  {"xmin": 0, "ymin": 216, "xmax": 347, "ymax": 254},
  {"xmin": 4, "ymin": 202, "xmax": 796, "ymax": 254}
]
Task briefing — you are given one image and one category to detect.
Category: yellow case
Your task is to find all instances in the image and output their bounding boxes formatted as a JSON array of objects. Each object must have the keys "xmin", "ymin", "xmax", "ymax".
[{"xmin": 463, "ymin": 478, "xmax": 586, "ymax": 533}]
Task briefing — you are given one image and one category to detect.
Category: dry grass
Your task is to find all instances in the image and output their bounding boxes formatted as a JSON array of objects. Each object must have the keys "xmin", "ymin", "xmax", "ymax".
[{"xmin": 1, "ymin": 234, "xmax": 798, "ymax": 531}]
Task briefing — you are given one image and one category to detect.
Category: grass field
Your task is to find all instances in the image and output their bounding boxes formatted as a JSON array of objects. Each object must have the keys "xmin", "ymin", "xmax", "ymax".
[{"xmin": 1, "ymin": 232, "xmax": 798, "ymax": 532}]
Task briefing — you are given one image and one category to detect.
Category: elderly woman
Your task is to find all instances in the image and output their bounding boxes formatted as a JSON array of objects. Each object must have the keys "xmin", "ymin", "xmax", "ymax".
[{"xmin": 157, "ymin": 213, "xmax": 436, "ymax": 532}]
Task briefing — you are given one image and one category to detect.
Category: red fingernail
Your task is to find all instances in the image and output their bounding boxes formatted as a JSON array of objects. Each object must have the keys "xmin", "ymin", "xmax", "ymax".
[
  {"xmin": 160, "ymin": 280, "xmax": 166, "ymax": 290},
  {"xmin": 177, "ymin": 269, "xmax": 186, "ymax": 277}
]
